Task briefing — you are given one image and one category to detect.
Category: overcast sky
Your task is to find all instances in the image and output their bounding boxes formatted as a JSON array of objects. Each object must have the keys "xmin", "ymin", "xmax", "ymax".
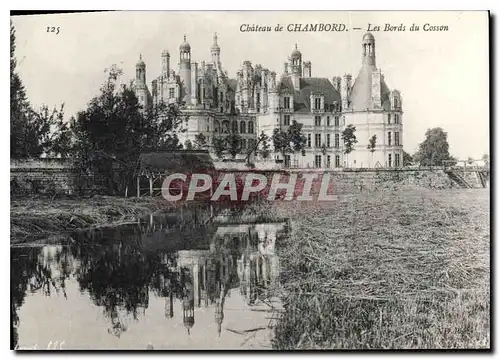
[{"xmin": 12, "ymin": 11, "xmax": 489, "ymax": 159}]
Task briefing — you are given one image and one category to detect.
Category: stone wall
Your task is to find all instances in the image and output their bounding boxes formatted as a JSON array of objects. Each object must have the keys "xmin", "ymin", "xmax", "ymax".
[
  {"xmin": 11, "ymin": 158, "xmax": 463, "ymax": 198},
  {"xmin": 10, "ymin": 158, "xmax": 76, "ymax": 196},
  {"xmin": 10, "ymin": 158, "xmax": 109, "ymax": 197}
]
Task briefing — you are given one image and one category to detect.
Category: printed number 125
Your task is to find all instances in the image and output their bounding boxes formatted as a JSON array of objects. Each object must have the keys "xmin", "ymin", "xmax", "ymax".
[{"xmin": 47, "ymin": 26, "xmax": 60, "ymax": 34}]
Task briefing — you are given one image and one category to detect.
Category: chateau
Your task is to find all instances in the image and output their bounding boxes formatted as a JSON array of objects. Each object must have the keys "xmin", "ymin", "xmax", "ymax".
[{"xmin": 134, "ymin": 32, "xmax": 403, "ymax": 168}]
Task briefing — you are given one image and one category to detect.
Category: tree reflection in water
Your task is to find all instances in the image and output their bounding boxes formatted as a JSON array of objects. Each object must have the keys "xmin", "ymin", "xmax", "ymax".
[{"xmin": 11, "ymin": 213, "xmax": 287, "ymax": 347}]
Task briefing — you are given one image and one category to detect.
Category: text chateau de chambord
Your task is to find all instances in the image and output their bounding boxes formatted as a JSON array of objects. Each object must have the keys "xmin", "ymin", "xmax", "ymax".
[{"xmin": 134, "ymin": 32, "xmax": 404, "ymax": 169}]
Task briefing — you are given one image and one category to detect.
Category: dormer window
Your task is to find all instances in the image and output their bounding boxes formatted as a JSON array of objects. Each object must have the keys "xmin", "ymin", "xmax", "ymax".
[
  {"xmin": 314, "ymin": 98, "xmax": 321, "ymax": 110},
  {"xmin": 394, "ymin": 97, "xmax": 399, "ymax": 108},
  {"xmin": 284, "ymin": 96, "xmax": 291, "ymax": 109}
]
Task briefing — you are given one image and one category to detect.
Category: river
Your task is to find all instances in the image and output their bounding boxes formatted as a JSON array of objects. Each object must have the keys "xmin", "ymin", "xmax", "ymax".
[{"xmin": 11, "ymin": 205, "xmax": 290, "ymax": 350}]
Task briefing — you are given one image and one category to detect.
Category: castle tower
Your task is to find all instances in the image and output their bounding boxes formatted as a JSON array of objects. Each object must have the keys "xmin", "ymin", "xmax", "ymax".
[
  {"xmin": 135, "ymin": 54, "xmax": 149, "ymax": 109},
  {"xmin": 362, "ymin": 32, "xmax": 376, "ymax": 66},
  {"xmin": 179, "ymin": 35, "xmax": 192, "ymax": 103},
  {"xmin": 211, "ymin": 32, "xmax": 220, "ymax": 67},
  {"xmin": 290, "ymin": 44, "xmax": 302, "ymax": 91}
]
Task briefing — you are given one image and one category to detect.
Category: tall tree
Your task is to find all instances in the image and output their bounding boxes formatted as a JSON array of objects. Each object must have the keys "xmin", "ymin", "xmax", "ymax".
[
  {"xmin": 403, "ymin": 150, "xmax": 413, "ymax": 167},
  {"xmin": 258, "ymin": 132, "xmax": 271, "ymax": 160},
  {"xmin": 71, "ymin": 65, "xmax": 159, "ymax": 193},
  {"xmin": 193, "ymin": 133, "xmax": 208, "ymax": 150},
  {"xmin": 211, "ymin": 136, "xmax": 226, "ymax": 160},
  {"xmin": 225, "ymin": 129, "xmax": 242, "ymax": 159},
  {"xmin": 10, "ymin": 21, "xmax": 34, "ymax": 158},
  {"xmin": 341, "ymin": 124, "xmax": 358, "ymax": 167},
  {"xmin": 11, "ymin": 22, "xmax": 73, "ymax": 159},
  {"xmin": 272, "ymin": 120, "xmax": 307, "ymax": 161},
  {"xmin": 413, "ymin": 127, "xmax": 454, "ymax": 166},
  {"xmin": 366, "ymin": 134, "xmax": 377, "ymax": 167}
]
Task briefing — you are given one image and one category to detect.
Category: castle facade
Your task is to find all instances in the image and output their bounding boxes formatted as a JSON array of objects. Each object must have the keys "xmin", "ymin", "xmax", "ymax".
[{"xmin": 134, "ymin": 32, "xmax": 403, "ymax": 168}]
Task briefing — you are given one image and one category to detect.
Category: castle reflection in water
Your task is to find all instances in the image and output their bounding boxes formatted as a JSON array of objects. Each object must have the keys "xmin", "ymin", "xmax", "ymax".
[{"xmin": 11, "ymin": 209, "xmax": 289, "ymax": 347}]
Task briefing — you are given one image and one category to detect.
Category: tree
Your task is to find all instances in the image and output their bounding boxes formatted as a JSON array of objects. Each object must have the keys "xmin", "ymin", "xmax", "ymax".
[
  {"xmin": 467, "ymin": 157, "xmax": 474, "ymax": 165},
  {"xmin": 71, "ymin": 65, "xmax": 155, "ymax": 194},
  {"xmin": 142, "ymin": 101, "xmax": 184, "ymax": 151},
  {"xmin": 403, "ymin": 150, "xmax": 413, "ymax": 167},
  {"xmin": 272, "ymin": 120, "xmax": 307, "ymax": 161},
  {"xmin": 258, "ymin": 132, "xmax": 271, "ymax": 159},
  {"xmin": 225, "ymin": 129, "xmax": 242, "ymax": 159},
  {"xmin": 184, "ymin": 140, "xmax": 193, "ymax": 150},
  {"xmin": 11, "ymin": 22, "xmax": 71, "ymax": 159},
  {"xmin": 366, "ymin": 134, "xmax": 377, "ymax": 167},
  {"xmin": 193, "ymin": 133, "xmax": 208, "ymax": 150},
  {"xmin": 413, "ymin": 127, "xmax": 454, "ymax": 166},
  {"xmin": 211, "ymin": 136, "xmax": 226, "ymax": 160},
  {"xmin": 341, "ymin": 124, "xmax": 358, "ymax": 167}
]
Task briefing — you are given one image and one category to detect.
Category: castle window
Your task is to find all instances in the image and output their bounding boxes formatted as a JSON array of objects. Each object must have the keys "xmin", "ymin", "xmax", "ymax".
[
  {"xmin": 248, "ymin": 121, "xmax": 254, "ymax": 134},
  {"xmin": 395, "ymin": 153, "xmax": 401, "ymax": 167},
  {"xmin": 315, "ymin": 133, "xmax": 321, "ymax": 148},
  {"xmin": 284, "ymin": 115, "xmax": 290, "ymax": 126},
  {"xmin": 284, "ymin": 96, "xmax": 290, "ymax": 109},
  {"xmin": 334, "ymin": 116, "xmax": 340, "ymax": 127},
  {"xmin": 240, "ymin": 121, "xmax": 246, "ymax": 134},
  {"xmin": 241, "ymin": 138, "xmax": 247, "ymax": 149},
  {"xmin": 388, "ymin": 132, "xmax": 392, "ymax": 146},
  {"xmin": 215, "ymin": 120, "xmax": 220, "ymax": 133},
  {"xmin": 335, "ymin": 134, "xmax": 340, "ymax": 149},
  {"xmin": 394, "ymin": 114, "xmax": 400, "ymax": 124},
  {"xmin": 327, "ymin": 134, "xmax": 331, "ymax": 148},
  {"xmin": 169, "ymin": 88, "xmax": 175, "ymax": 98},
  {"xmin": 388, "ymin": 154, "xmax": 392, "ymax": 168},
  {"xmin": 335, "ymin": 155, "xmax": 341, "ymax": 168},
  {"xmin": 388, "ymin": 114, "xmax": 392, "ymax": 124},
  {"xmin": 327, "ymin": 155, "xmax": 331, "ymax": 168},
  {"xmin": 314, "ymin": 116, "xmax": 321, "ymax": 126},
  {"xmin": 307, "ymin": 134, "xmax": 311, "ymax": 148},
  {"xmin": 327, "ymin": 116, "xmax": 331, "ymax": 126},
  {"xmin": 315, "ymin": 155, "xmax": 322, "ymax": 168},
  {"xmin": 314, "ymin": 98, "xmax": 321, "ymax": 110},
  {"xmin": 232, "ymin": 121, "xmax": 238, "ymax": 133},
  {"xmin": 395, "ymin": 132, "xmax": 400, "ymax": 146},
  {"xmin": 394, "ymin": 97, "xmax": 399, "ymax": 108}
]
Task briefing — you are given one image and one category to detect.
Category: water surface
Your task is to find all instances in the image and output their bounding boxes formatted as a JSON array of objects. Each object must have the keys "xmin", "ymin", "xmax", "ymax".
[{"xmin": 11, "ymin": 207, "xmax": 289, "ymax": 350}]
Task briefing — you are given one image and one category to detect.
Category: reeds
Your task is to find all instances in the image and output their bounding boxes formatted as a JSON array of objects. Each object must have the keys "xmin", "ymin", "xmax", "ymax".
[
  {"xmin": 271, "ymin": 188, "xmax": 490, "ymax": 349},
  {"xmin": 10, "ymin": 196, "xmax": 170, "ymax": 243}
]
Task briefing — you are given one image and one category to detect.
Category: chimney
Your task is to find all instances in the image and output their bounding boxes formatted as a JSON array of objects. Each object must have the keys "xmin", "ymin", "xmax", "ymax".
[{"xmin": 341, "ymin": 74, "xmax": 352, "ymax": 110}]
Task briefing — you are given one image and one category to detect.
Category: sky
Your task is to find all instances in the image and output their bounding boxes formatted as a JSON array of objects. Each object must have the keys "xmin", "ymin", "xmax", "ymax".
[{"xmin": 11, "ymin": 11, "xmax": 489, "ymax": 159}]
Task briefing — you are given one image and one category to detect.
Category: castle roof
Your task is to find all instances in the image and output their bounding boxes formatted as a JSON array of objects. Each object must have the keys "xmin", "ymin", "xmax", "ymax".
[
  {"xmin": 227, "ymin": 78, "xmax": 238, "ymax": 92},
  {"xmin": 277, "ymin": 77, "xmax": 341, "ymax": 113},
  {"xmin": 179, "ymin": 35, "xmax": 191, "ymax": 52},
  {"xmin": 136, "ymin": 150, "xmax": 215, "ymax": 175},
  {"xmin": 349, "ymin": 63, "xmax": 391, "ymax": 111}
]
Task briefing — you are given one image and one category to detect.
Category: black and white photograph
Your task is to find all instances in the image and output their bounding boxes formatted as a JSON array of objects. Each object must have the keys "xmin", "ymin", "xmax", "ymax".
[{"xmin": 9, "ymin": 10, "xmax": 490, "ymax": 350}]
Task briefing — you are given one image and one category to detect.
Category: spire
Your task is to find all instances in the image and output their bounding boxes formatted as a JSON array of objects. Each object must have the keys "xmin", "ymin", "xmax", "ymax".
[
  {"xmin": 184, "ymin": 34, "xmax": 186, "ymax": 42},
  {"xmin": 213, "ymin": 32, "xmax": 218, "ymax": 46}
]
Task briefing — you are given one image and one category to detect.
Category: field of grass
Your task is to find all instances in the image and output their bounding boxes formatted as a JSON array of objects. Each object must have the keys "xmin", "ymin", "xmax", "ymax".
[
  {"xmin": 270, "ymin": 188, "xmax": 490, "ymax": 349},
  {"xmin": 10, "ymin": 196, "xmax": 172, "ymax": 243}
]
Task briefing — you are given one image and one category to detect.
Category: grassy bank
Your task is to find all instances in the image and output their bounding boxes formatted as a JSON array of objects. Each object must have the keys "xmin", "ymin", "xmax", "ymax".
[
  {"xmin": 271, "ymin": 189, "xmax": 490, "ymax": 349},
  {"xmin": 10, "ymin": 196, "xmax": 172, "ymax": 244}
]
